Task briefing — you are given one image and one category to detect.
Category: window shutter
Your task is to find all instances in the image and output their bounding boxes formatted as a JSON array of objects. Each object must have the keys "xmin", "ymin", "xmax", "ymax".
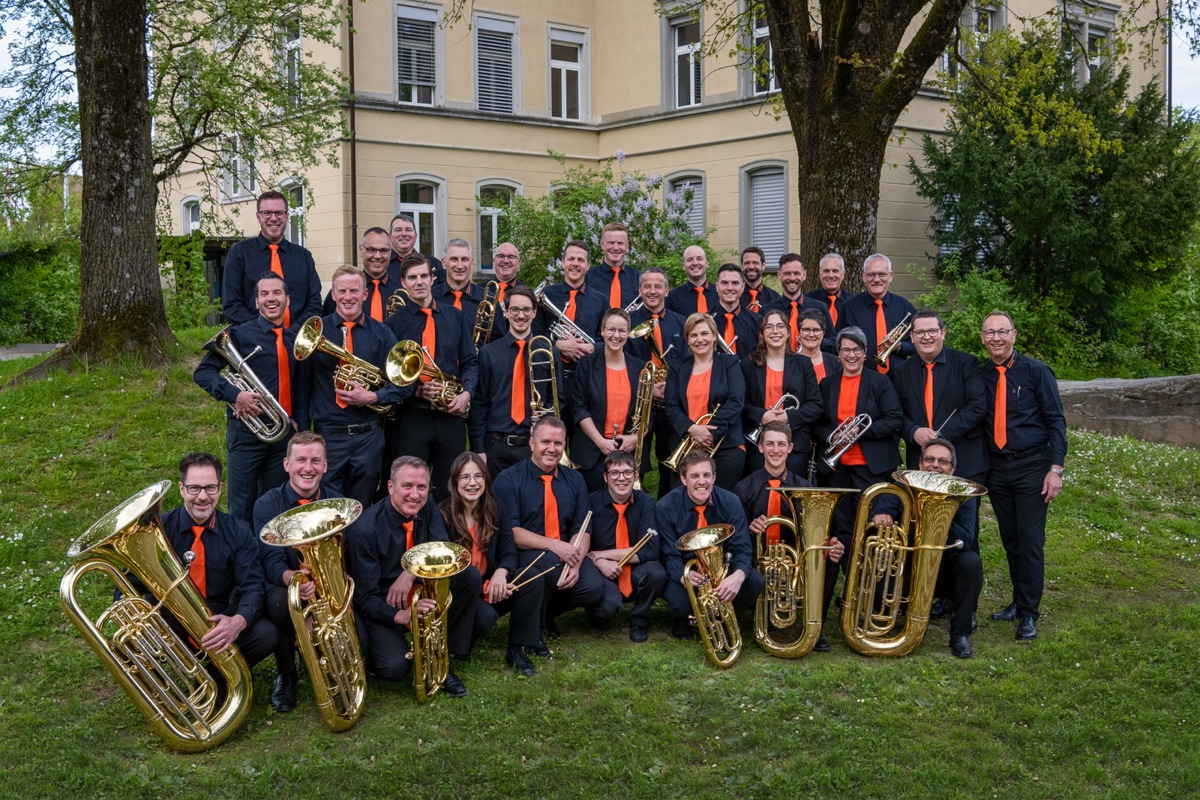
[
  {"xmin": 750, "ymin": 168, "xmax": 787, "ymax": 267},
  {"xmin": 398, "ymin": 18, "xmax": 435, "ymax": 93},
  {"xmin": 477, "ymin": 28, "xmax": 514, "ymax": 113},
  {"xmin": 673, "ymin": 178, "xmax": 705, "ymax": 236}
]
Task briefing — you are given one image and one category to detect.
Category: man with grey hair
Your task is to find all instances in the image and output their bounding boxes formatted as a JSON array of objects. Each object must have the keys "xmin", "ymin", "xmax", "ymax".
[
  {"xmin": 432, "ymin": 237, "xmax": 487, "ymax": 341},
  {"xmin": 807, "ymin": 252, "xmax": 851, "ymax": 330},
  {"xmin": 839, "ymin": 253, "xmax": 916, "ymax": 375}
]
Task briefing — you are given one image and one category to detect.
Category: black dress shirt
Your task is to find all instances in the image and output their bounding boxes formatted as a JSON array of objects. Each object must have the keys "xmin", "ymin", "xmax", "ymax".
[
  {"xmin": 806, "ymin": 287, "xmax": 851, "ymax": 330},
  {"xmin": 390, "ymin": 252, "xmax": 445, "ymax": 285},
  {"xmin": 194, "ymin": 315, "xmax": 296, "ymax": 428},
  {"xmin": 253, "ymin": 481, "xmax": 344, "ymax": 585},
  {"xmin": 818, "ymin": 367, "xmax": 903, "ymax": 475},
  {"xmin": 734, "ymin": 467, "xmax": 810, "ymax": 524},
  {"xmin": 324, "ymin": 263, "xmax": 404, "ymax": 320},
  {"xmin": 709, "ymin": 305, "xmax": 761, "ymax": 359},
  {"xmin": 655, "ymin": 485, "xmax": 753, "ymax": 582},
  {"xmin": 158, "ymin": 507, "xmax": 266, "ymax": 624},
  {"xmin": 222, "ymin": 234, "xmax": 322, "ymax": 331},
  {"xmin": 586, "ymin": 263, "xmax": 642, "ymax": 310},
  {"xmin": 493, "ymin": 459, "xmax": 590, "ymax": 541},
  {"xmin": 344, "ymin": 495, "xmax": 449, "ymax": 625},
  {"xmin": 980, "ymin": 351, "xmax": 1068, "ymax": 464},
  {"xmin": 469, "ymin": 333, "xmax": 564, "ymax": 450},
  {"xmin": 626, "ymin": 307, "xmax": 686, "ymax": 369},
  {"xmin": 839, "ymin": 291, "xmax": 917, "ymax": 367},
  {"xmin": 385, "ymin": 300, "xmax": 479, "ymax": 400},
  {"xmin": 741, "ymin": 282, "xmax": 780, "ymax": 312},
  {"xmin": 588, "ymin": 488, "xmax": 660, "ymax": 562},
  {"xmin": 664, "ymin": 352, "xmax": 746, "ymax": 449},
  {"xmin": 765, "ymin": 293, "xmax": 834, "ymax": 346},
  {"xmin": 889, "ymin": 345, "xmax": 989, "ymax": 477},
  {"xmin": 569, "ymin": 351, "xmax": 648, "ymax": 472},
  {"xmin": 666, "ymin": 281, "xmax": 720, "ymax": 317},
  {"xmin": 739, "ymin": 354, "xmax": 824, "ymax": 456},
  {"xmin": 432, "ymin": 280, "xmax": 486, "ymax": 343}
]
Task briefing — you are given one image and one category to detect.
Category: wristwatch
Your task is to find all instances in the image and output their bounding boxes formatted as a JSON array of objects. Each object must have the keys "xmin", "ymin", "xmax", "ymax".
[{"xmin": 1050, "ymin": 467, "xmax": 1065, "ymax": 477}]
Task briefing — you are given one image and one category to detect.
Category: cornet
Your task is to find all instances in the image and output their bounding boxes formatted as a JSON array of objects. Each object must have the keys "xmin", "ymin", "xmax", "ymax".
[
  {"xmin": 876, "ymin": 312, "xmax": 913, "ymax": 366},
  {"xmin": 623, "ymin": 296, "xmax": 644, "ymax": 314},
  {"xmin": 293, "ymin": 316, "xmax": 400, "ymax": 414},
  {"xmin": 663, "ymin": 403, "xmax": 724, "ymax": 473},
  {"xmin": 823, "ymin": 413, "xmax": 873, "ymax": 470},
  {"xmin": 386, "ymin": 340, "xmax": 468, "ymax": 416},
  {"xmin": 201, "ymin": 326, "xmax": 291, "ymax": 443},
  {"xmin": 745, "ymin": 393, "xmax": 801, "ymax": 446}
]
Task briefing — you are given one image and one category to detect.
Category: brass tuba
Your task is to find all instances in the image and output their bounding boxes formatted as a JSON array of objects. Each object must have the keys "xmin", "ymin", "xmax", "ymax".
[
  {"xmin": 201, "ymin": 325, "xmax": 291, "ymax": 443},
  {"xmin": 260, "ymin": 498, "xmax": 367, "ymax": 731},
  {"xmin": 58, "ymin": 481, "xmax": 253, "ymax": 752},
  {"xmin": 676, "ymin": 525, "xmax": 742, "ymax": 669},
  {"xmin": 875, "ymin": 312, "xmax": 913, "ymax": 367},
  {"xmin": 385, "ymin": 340, "xmax": 468, "ymax": 416},
  {"xmin": 528, "ymin": 334, "xmax": 576, "ymax": 468},
  {"xmin": 663, "ymin": 403, "xmax": 724, "ymax": 473},
  {"xmin": 755, "ymin": 486, "xmax": 858, "ymax": 658},
  {"xmin": 472, "ymin": 280, "xmax": 499, "ymax": 348},
  {"xmin": 401, "ymin": 541, "xmax": 472, "ymax": 703},
  {"xmin": 839, "ymin": 470, "xmax": 986, "ymax": 657},
  {"xmin": 293, "ymin": 315, "xmax": 401, "ymax": 413}
]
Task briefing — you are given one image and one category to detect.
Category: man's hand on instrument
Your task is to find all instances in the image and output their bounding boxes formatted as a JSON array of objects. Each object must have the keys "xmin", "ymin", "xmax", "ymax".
[
  {"xmin": 386, "ymin": 571, "xmax": 415, "ymax": 609},
  {"xmin": 233, "ymin": 391, "xmax": 264, "ymax": 419},
  {"xmin": 714, "ymin": 570, "xmax": 745, "ymax": 603},
  {"xmin": 201, "ymin": 613, "xmax": 247, "ymax": 653},
  {"xmin": 447, "ymin": 392, "xmax": 471, "ymax": 416},
  {"xmin": 748, "ymin": 514, "xmax": 768, "ymax": 535},
  {"xmin": 337, "ymin": 382, "xmax": 379, "ymax": 407},
  {"xmin": 283, "ymin": 567, "xmax": 316, "ymax": 601}
]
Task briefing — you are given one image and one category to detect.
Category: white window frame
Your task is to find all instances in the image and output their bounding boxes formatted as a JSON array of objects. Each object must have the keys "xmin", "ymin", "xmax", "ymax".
[
  {"xmin": 475, "ymin": 14, "xmax": 519, "ymax": 114},
  {"xmin": 395, "ymin": 174, "xmax": 446, "ymax": 259},
  {"xmin": 396, "ymin": 4, "xmax": 440, "ymax": 107},
  {"xmin": 665, "ymin": 172, "xmax": 706, "ymax": 237},
  {"xmin": 1063, "ymin": 2, "xmax": 1118, "ymax": 84},
  {"xmin": 281, "ymin": 13, "xmax": 301, "ymax": 103},
  {"xmin": 281, "ymin": 180, "xmax": 306, "ymax": 246},
  {"xmin": 548, "ymin": 26, "xmax": 588, "ymax": 122},
  {"xmin": 740, "ymin": 161, "xmax": 790, "ymax": 270},
  {"xmin": 669, "ymin": 15, "xmax": 702, "ymax": 109},
  {"xmin": 180, "ymin": 196, "xmax": 202, "ymax": 236},
  {"xmin": 475, "ymin": 180, "xmax": 521, "ymax": 272},
  {"xmin": 219, "ymin": 136, "xmax": 257, "ymax": 203},
  {"xmin": 750, "ymin": 9, "xmax": 777, "ymax": 96},
  {"xmin": 939, "ymin": 5, "xmax": 1002, "ymax": 85}
]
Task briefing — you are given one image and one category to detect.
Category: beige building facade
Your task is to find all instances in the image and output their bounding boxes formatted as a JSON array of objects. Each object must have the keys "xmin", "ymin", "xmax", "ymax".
[{"xmin": 163, "ymin": 0, "xmax": 1168, "ymax": 298}]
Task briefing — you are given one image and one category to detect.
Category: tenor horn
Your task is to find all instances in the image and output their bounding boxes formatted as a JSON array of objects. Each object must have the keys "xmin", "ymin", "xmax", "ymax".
[
  {"xmin": 401, "ymin": 541, "xmax": 471, "ymax": 703},
  {"xmin": 201, "ymin": 326, "xmax": 291, "ymax": 443},
  {"xmin": 839, "ymin": 470, "xmax": 986, "ymax": 657},
  {"xmin": 260, "ymin": 498, "xmax": 367, "ymax": 731},
  {"xmin": 58, "ymin": 481, "xmax": 253, "ymax": 752},
  {"xmin": 385, "ymin": 340, "xmax": 468, "ymax": 416},
  {"xmin": 676, "ymin": 524, "xmax": 742, "ymax": 669},
  {"xmin": 663, "ymin": 403, "xmax": 724, "ymax": 473},
  {"xmin": 293, "ymin": 316, "xmax": 400, "ymax": 414}
]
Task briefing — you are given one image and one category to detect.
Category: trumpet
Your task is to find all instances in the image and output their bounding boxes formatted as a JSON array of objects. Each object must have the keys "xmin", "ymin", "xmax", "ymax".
[
  {"xmin": 745, "ymin": 393, "xmax": 801, "ymax": 446},
  {"xmin": 473, "ymin": 281, "xmax": 499, "ymax": 348},
  {"xmin": 663, "ymin": 403, "xmax": 724, "ymax": 473},
  {"xmin": 293, "ymin": 316, "xmax": 399, "ymax": 414},
  {"xmin": 823, "ymin": 413, "xmax": 872, "ymax": 470},
  {"xmin": 201, "ymin": 326, "xmax": 291, "ymax": 443},
  {"xmin": 402, "ymin": 541, "xmax": 472, "ymax": 702},
  {"xmin": 676, "ymin": 525, "xmax": 742, "ymax": 669},
  {"xmin": 623, "ymin": 296, "xmax": 644, "ymax": 314},
  {"xmin": 527, "ymin": 334, "xmax": 576, "ymax": 468},
  {"xmin": 876, "ymin": 312, "xmax": 913, "ymax": 366},
  {"xmin": 386, "ymin": 340, "xmax": 468, "ymax": 416},
  {"xmin": 386, "ymin": 288, "xmax": 410, "ymax": 317},
  {"xmin": 534, "ymin": 279, "xmax": 596, "ymax": 345}
]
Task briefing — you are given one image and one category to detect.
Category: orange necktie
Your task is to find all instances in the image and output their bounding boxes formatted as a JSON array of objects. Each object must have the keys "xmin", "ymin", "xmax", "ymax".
[
  {"xmin": 651, "ymin": 313, "xmax": 665, "ymax": 366},
  {"xmin": 610, "ymin": 268, "xmax": 622, "ymax": 310},
  {"xmin": 188, "ymin": 525, "xmax": 207, "ymax": 598},
  {"xmin": 268, "ymin": 244, "xmax": 290, "ymax": 327},
  {"xmin": 875, "ymin": 299, "xmax": 889, "ymax": 375},
  {"xmin": 924, "ymin": 363, "xmax": 935, "ymax": 429},
  {"xmin": 402, "ymin": 520, "xmax": 414, "ymax": 551},
  {"xmin": 827, "ymin": 294, "xmax": 839, "ymax": 327},
  {"xmin": 766, "ymin": 479, "xmax": 782, "ymax": 545},
  {"xmin": 273, "ymin": 326, "xmax": 292, "ymax": 415},
  {"xmin": 451, "ymin": 290, "xmax": 463, "ymax": 311},
  {"xmin": 788, "ymin": 302, "xmax": 800, "ymax": 352},
  {"xmin": 748, "ymin": 288, "xmax": 759, "ymax": 309},
  {"xmin": 694, "ymin": 285, "xmax": 708, "ymax": 314},
  {"xmin": 541, "ymin": 474, "xmax": 560, "ymax": 541},
  {"xmin": 497, "ymin": 283, "xmax": 508, "ymax": 304},
  {"xmin": 419, "ymin": 308, "xmax": 436, "ymax": 383},
  {"xmin": 297, "ymin": 498, "xmax": 312, "ymax": 505},
  {"xmin": 370, "ymin": 279, "xmax": 383, "ymax": 322},
  {"xmin": 565, "ymin": 289, "xmax": 578, "ymax": 322},
  {"xmin": 994, "ymin": 366, "xmax": 1008, "ymax": 450},
  {"xmin": 723, "ymin": 313, "xmax": 736, "ymax": 350},
  {"xmin": 335, "ymin": 321, "xmax": 356, "ymax": 408},
  {"xmin": 512, "ymin": 340, "xmax": 527, "ymax": 425},
  {"xmin": 694, "ymin": 505, "xmax": 708, "ymax": 529},
  {"xmin": 613, "ymin": 502, "xmax": 632, "ymax": 597}
]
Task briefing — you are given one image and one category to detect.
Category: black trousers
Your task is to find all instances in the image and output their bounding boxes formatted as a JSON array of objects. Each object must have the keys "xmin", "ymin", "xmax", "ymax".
[
  {"xmin": 661, "ymin": 567, "xmax": 765, "ymax": 622},
  {"xmin": 392, "ymin": 404, "xmax": 466, "ymax": 503},
  {"xmin": 484, "ymin": 434, "xmax": 530, "ymax": 481},
  {"xmin": 595, "ymin": 560, "xmax": 667, "ymax": 626},
  {"xmin": 471, "ymin": 570, "xmax": 546, "ymax": 651},
  {"xmin": 823, "ymin": 463, "xmax": 893, "ymax": 622},
  {"xmin": 515, "ymin": 548, "xmax": 612, "ymax": 625},
  {"xmin": 987, "ymin": 452, "xmax": 1051, "ymax": 619},
  {"xmin": 662, "ymin": 444, "xmax": 746, "ymax": 494},
  {"xmin": 320, "ymin": 424, "xmax": 385, "ymax": 508},
  {"xmin": 160, "ymin": 606, "xmax": 277, "ymax": 670},
  {"xmin": 225, "ymin": 421, "xmax": 289, "ymax": 523},
  {"xmin": 265, "ymin": 584, "xmax": 297, "ymax": 674},
  {"xmin": 936, "ymin": 551, "xmax": 984, "ymax": 637}
]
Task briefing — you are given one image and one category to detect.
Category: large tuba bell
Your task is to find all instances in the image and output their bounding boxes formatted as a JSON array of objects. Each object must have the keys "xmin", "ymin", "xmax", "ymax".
[
  {"xmin": 755, "ymin": 486, "xmax": 858, "ymax": 658},
  {"xmin": 839, "ymin": 470, "xmax": 986, "ymax": 657},
  {"xmin": 58, "ymin": 481, "xmax": 253, "ymax": 752},
  {"xmin": 527, "ymin": 334, "xmax": 576, "ymax": 468},
  {"xmin": 260, "ymin": 498, "xmax": 367, "ymax": 731},
  {"xmin": 472, "ymin": 280, "xmax": 499, "ymax": 348},
  {"xmin": 663, "ymin": 403, "xmax": 724, "ymax": 473},
  {"xmin": 401, "ymin": 541, "xmax": 471, "ymax": 703},
  {"xmin": 201, "ymin": 326, "xmax": 291, "ymax": 443},
  {"xmin": 386, "ymin": 340, "xmax": 468, "ymax": 416},
  {"xmin": 293, "ymin": 315, "xmax": 400, "ymax": 414},
  {"xmin": 676, "ymin": 525, "xmax": 743, "ymax": 669}
]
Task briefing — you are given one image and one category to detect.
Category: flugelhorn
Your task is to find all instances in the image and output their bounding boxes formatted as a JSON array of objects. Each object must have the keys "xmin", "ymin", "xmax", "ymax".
[
  {"xmin": 528, "ymin": 334, "xmax": 576, "ymax": 468},
  {"xmin": 746, "ymin": 393, "xmax": 801, "ymax": 446},
  {"xmin": 402, "ymin": 541, "xmax": 472, "ymax": 703},
  {"xmin": 293, "ymin": 316, "xmax": 400, "ymax": 413},
  {"xmin": 260, "ymin": 498, "xmax": 367, "ymax": 731},
  {"xmin": 473, "ymin": 281, "xmax": 499, "ymax": 348},
  {"xmin": 201, "ymin": 326, "xmax": 291, "ymax": 443},
  {"xmin": 676, "ymin": 524, "xmax": 742, "ymax": 669},
  {"xmin": 823, "ymin": 413, "xmax": 872, "ymax": 470},
  {"xmin": 534, "ymin": 279, "xmax": 596, "ymax": 345},
  {"xmin": 59, "ymin": 481, "xmax": 253, "ymax": 751},
  {"xmin": 386, "ymin": 340, "xmax": 468, "ymax": 416},
  {"xmin": 663, "ymin": 403, "xmax": 724, "ymax": 473},
  {"xmin": 840, "ymin": 470, "xmax": 986, "ymax": 657},
  {"xmin": 876, "ymin": 312, "xmax": 913, "ymax": 366}
]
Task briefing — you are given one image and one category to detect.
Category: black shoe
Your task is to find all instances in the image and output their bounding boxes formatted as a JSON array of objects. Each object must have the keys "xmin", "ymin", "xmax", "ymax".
[
  {"xmin": 970, "ymin": 615, "xmax": 978, "ymax": 634},
  {"xmin": 589, "ymin": 616, "xmax": 613, "ymax": 632},
  {"xmin": 1016, "ymin": 615, "xmax": 1038, "ymax": 641},
  {"xmin": 505, "ymin": 646, "xmax": 536, "ymax": 677},
  {"xmin": 929, "ymin": 597, "xmax": 953, "ymax": 620},
  {"xmin": 670, "ymin": 618, "xmax": 694, "ymax": 640},
  {"xmin": 991, "ymin": 602, "xmax": 1018, "ymax": 621},
  {"xmin": 270, "ymin": 672, "xmax": 298, "ymax": 713},
  {"xmin": 629, "ymin": 623, "xmax": 649, "ymax": 643},
  {"xmin": 813, "ymin": 633, "xmax": 831, "ymax": 652},
  {"xmin": 441, "ymin": 669, "xmax": 467, "ymax": 698},
  {"xmin": 525, "ymin": 640, "xmax": 551, "ymax": 658},
  {"xmin": 543, "ymin": 619, "xmax": 561, "ymax": 639},
  {"xmin": 949, "ymin": 635, "xmax": 973, "ymax": 659}
]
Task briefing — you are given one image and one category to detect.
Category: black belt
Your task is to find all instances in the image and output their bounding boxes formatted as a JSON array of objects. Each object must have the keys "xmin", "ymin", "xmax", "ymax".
[
  {"xmin": 991, "ymin": 447, "xmax": 1045, "ymax": 461},
  {"xmin": 488, "ymin": 432, "xmax": 529, "ymax": 447},
  {"xmin": 315, "ymin": 421, "xmax": 381, "ymax": 436}
]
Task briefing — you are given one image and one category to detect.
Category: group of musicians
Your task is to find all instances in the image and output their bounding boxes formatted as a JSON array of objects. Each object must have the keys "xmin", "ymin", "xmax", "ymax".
[{"xmin": 182, "ymin": 190, "xmax": 1067, "ymax": 717}]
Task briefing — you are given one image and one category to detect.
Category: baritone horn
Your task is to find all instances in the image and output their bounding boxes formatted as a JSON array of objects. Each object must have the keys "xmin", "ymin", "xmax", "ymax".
[
  {"xmin": 755, "ymin": 486, "xmax": 858, "ymax": 658},
  {"xmin": 473, "ymin": 281, "xmax": 499, "ymax": 348},
  {"xmin": 676, "ymin": 525, "xmax": 742, "ymax": 669},
  {"xmin": 402, "ymin": 541, "xmax": 472, "ymax": 703},
  {"xmin": 260, "ymin": 498, "xmax": 367, "ymax": 731},
  {"xmin": 745, "ymin": 393, "xmax": 801, "ymax": 446},
  {"xmin": 293, "ymin": 316, "xmax": 399, "ymax": 413},
  {"xmin": 201, "ymin": 326, "xmax": 290, "ymax": 443},
  {"xmin": 663, "ymin": 403, "xmax": 724, "ymax": 473},
  {"xmin": 386, "ymin": 340, "xmax": 468, "ymax": 416},
  {"xmin": 840, "ymin": 470, "xmax": 986, "ymax": 657},
  {"xmin": 876, "ymin": 312, "xmax": 913, "ymax": 366},
  {"xmin": 59, "ymin": 481, "xmax": 253, "ymax": 752}
]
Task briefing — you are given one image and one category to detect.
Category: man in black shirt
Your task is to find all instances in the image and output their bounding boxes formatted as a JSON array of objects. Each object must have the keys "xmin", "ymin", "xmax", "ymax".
[
  {"xmin": 389, "ymin": 213, "xmax": 445, "ymax": 284},
  {"xmin": 839, "ymin": 253, "xmax": 916, "ymax": 374},
  {"xmin": 324, "ymin": 227, "xmax": 403, "ymax": 323},
  {"xmin": 666, "ymin": 245, "xmax": 718, "ymax": 316},
  {"xmin": 806, "ymin": 253, "xmax": 851, "ymax": 331},
  {"xmin": 711, "ymin": 263, "xmax": 760, "ymax": 358},
  {"xmin": 739, "ymin": 246, "xmax": 779, "ymax": 312}
]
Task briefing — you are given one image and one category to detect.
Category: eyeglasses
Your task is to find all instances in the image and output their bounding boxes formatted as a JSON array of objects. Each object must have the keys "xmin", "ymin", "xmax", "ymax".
[
  {"xmin": 182, "ymin": 484, "xmax": 221, "ymax": 496},
  {"xmin": 911, "ymin": 329, "xmax": 943, "ymax": 339},
  {"xmin": 838, "ymin": 347, "xmax": 865, "ymax": 356},
  {"xmin": 607, "ymin": 470, "xmax": 636, "ymax": 479},
  {"xmin": 863, "ymin": 272, "xmax": 890, "ymax": 280},
  {"xmin": 494, "ymin": 254, "xmax": 518, "ymax": 260},
  {"xmin": 362, "ymin": 247, "xmax": 391, "ymax": 256},
  {"xmin": 602, "ymin": 328, "xmax": 629, "ymax": 336},
  {"xmin": 799, "ymin": 327, "xmax": 824, "ymax": 336},
  {"xmin": 507, "ymin": 306, "xmax": 535, "ymax": 316},
  {"xmin": 257, "ymin": 210, "xmax": 287, "ymax": 219},
  {"xmin": 457, "ymin": 472, "xmax": 485, "ymax": 483},
  {"xmin": 920, "ymin": 457, "xmax": 954, "ymax": 468},
  {"xmin": 763, "ymin": 323, "xmax": 788, "ymax": 332},
  {"xmin": 981, "ymin": 328, "xmax": 1014, "ymax": 339}
]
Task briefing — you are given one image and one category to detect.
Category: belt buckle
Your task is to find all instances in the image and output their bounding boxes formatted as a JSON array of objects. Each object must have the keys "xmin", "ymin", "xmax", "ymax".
[{"xmin": 506, "ymin": 434, "xmax": 524, "ymax": 447}]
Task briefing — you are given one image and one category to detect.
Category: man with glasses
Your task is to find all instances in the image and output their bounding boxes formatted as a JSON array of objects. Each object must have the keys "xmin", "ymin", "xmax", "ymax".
[
  {"xmin": 839, "ymin": 253, "xmax": 916, "ymax": 374},
  {"xmin": 485, "ymin": 242, "xmax": 524, "ymax": 342},
  {"xmin": 222, "ymin": 190, "xmax": 322, "ymax": 331},
  {"xmin": 979, "ymin": 311, "xmax": 1066, "ymax": 642},
  {"xmin": 324, "ymin": 227, "xmax": 402, "ymax": 323}
]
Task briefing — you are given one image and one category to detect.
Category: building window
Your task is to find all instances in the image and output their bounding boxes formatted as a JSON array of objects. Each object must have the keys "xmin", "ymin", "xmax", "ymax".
[
  {"xmin": 549, "ymin": 28, "xmax": 586, "ymax": 121},
  {"xmin": 667, "ymin": 174, "xmax": 706, "ymax": 236},
  {"xmin": 282, "ymin": 182, "xmax": 305, "ymax": 246},
  {"xmin": 181, "ymin": 198, "xmax": 201, "ymax": 235},
  {"xmin": 397, "ymin": 178, "xmax": 440, "ymax": 257},
  {"xmin": 397, "ymin": 6, "xmax": 437, "ymax": 106},
  {"xmin": 477, "ymin": 17, "xmax": 516, "ymax": 114},
  {"xmin": 751, "ymin": 11, "xmax": 777, "ymax": 95},
  {"xmin": 281, "ymin": 14, "xmax": 301, "ymax": 104},
  {"xmin": 477, "ymin": 183, "xmax": 518, "ymax": 269},
  {"xmin": 742, "ymin": 163, "xmax": 788, "ymax": 269},
  {"xmin": 219, "ymin": 137, "xmax": 257, "ymax": 202},
  {"xmin": 940, "ymin": 5, "xmax": 999, "ymax": 83},
  {"xmin": 672, "ymin": 17, "xmax": 702, "ymax": 109}
]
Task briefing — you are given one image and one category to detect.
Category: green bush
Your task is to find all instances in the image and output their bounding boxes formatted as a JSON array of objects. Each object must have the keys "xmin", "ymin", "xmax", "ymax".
[
  {"xmin": 0, "ymin": 240, "xmax": 80, "ymax": 345},
  {"xmin": 159, "ymin": 234, "xmax": 219, "ymax": 329}
]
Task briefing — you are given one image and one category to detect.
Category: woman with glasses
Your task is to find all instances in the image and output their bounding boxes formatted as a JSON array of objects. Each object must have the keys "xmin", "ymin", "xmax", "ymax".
[
  {"xmin": 438, "ymin": 452, "xmax": 546, "ymax": 676},
  {"xmin": 663, "ymin": 313, "xmax": 746, "ymax": 492},
  {"xmin": 740, "ymin": 308, "xmax": 824, "ymax": 478},
  {"xmin": 569, "ymin": 308, "xmax": 647, "ymax": 491},
  {"xmin": 795, "ymin": 308, "xmax": 838, "ymax": 383}
]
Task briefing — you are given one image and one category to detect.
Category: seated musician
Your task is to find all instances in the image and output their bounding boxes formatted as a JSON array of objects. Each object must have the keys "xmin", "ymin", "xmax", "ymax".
[
  {"xmin": 587, "ymin": 451, "xmax": 666, "ymax": 643},
  {"xmin": 655, "ymin": 449, "xmax": 765, "ymax": 640},
  {"xmin": 438, "ymin": 452, "xmax": 546, "ymax": 677}
]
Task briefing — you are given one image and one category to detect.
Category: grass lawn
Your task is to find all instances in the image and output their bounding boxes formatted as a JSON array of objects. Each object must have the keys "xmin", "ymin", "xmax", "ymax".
[{"xmin": 0, "ymin": 328, "xmax": 1197, "ymax": 799}]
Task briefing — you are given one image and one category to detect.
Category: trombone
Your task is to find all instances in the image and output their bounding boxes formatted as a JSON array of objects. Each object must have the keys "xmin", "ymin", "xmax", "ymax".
[
  {"xmin": 293, "ymin": 316, "xmax": 399, "ymax": 414},
  {"xmin": 745, "ymin": 393, "xmax": 801, "ymax": 446},
  {"xmin": 473, "ymin": 281, "xmax": 499, "ymax": 348},
  {"xmin": 527, "ymin": 334, "xmax": 576, "ymax": 468},
  {"xmin": 200, "ymin": 326, "xmax": 291, "ymax": 443},
  {"xmin": 385, "ymin": 341, "xmax": 468, "ymax": 416},
  {"xmin": 876, "ymin": 312, "xmax": 913, "ymax": 366}
]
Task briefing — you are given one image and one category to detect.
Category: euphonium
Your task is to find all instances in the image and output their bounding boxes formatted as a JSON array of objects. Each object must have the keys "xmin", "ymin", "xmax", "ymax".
[
  {"xmin": 201, "ymin": 326, "xmax": 291, "ymax": 443},
  {"xmin": 386, "ymin": 288, "xmax": 410, "ymax": 317},
  {"xmin": 528, "ymin": 334, "xmax": 576, "ymax": 468},
  {"xmin": 473, "ymin": 281, "xmax": 499, "ymax": 348},
  {"xmin": 386, "ymin": 340, "xmax": 468, "ymax": 416},
  {"xmin": 676, "ymin": 525, "xmax": 742, "ymax": 669},
  {"xmin": 293, "ymin": 315, "xmax": 399, "ymax": 413},
  {"xmin": 402, "ymin": 541, "xmax": 471, "ymax": 703},
  {"xmin": 629, "ymin": 363, "xmax": 657, "ymax": 491},
  {"xmin": 755, "ymin": 486, "xmax": 858, "ymax": 658},
  {"xmin": 260, "ymin": 498, "xmax": 366, "ymax": 731},
  {"xmin": 58, "ymin": 481, "xmax": 253, "ymax": 752},
  {"xmin": 534, "ymin": 279, "xmax": 596, "ymax": 345},
  {"xmin": 839, "ymin": 470, "xmax": 986, "ymax": 657},
  {"xmin": 745, "ymin": 393, "xmax": 801, "ymax": 446},
  {"xmin": 875, "ymin": 312, "xmax": 913, "ymax": 366},
  {"xmin": 823, "ymin": 413, "xmax": 872, "ymax": 470},
  {"xmin": 663, "ymin": 403, "xmax": 724, "ymax": 473}
]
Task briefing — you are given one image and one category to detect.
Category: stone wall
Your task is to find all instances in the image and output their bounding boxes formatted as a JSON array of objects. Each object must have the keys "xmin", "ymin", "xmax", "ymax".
[{"xmin": 1058, "ymin": 375, "xmax": 1200, "ymax": 448}]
